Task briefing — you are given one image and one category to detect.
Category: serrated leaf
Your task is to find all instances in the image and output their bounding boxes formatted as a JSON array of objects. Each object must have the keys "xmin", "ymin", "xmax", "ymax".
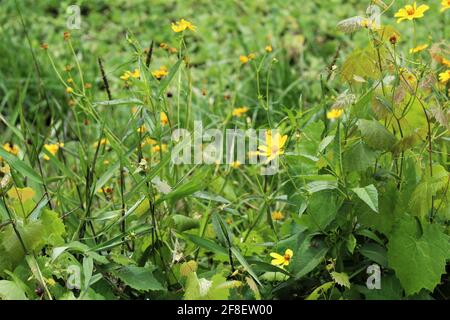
[
  {"xmin": 387, "ymin": 216, "xmax": 450, "ymax": 295},
  {"xmin": 331, "ymin": 271, "xmax": 351, "ymax": 288}
]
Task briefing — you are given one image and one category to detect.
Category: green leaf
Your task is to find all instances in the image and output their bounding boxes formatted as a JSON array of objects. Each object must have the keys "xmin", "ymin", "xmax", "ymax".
[
  {"xmin": 171, "ymin": 214, "xmax": 200, "ymax": 232},
  {"xmin": 230, "ymin": 247, "xmax": 262, "ymax": 286},
  {"xmin": 387, "ymin": 215, "xmax": 450, "ymax": 295},
  {"xmin": 331, "ymin": 271, "xmax": 350, "ymax": 288},
  {"xmin": 0, "ymin": 148, "xmax": 42, "ymax": 184},
  {"xmin": 182, "ymin": 233, "xmax": 228, "ymax": 256},
  {"xmin": 306, "ymin": 281, "xmax": 334, "ymax": 300},
  {"xmin": 293, "ymin": 237, "xmax": 328, "ymax": 279},
  {"xmin": 352, "ymin": 184, "xmax": 379, "ymax": 213},
  {"xmin": 343, "ymin": 140, "xmax": 378, "ymax": 172},
  {"xmin": 113, "ymin": 266, "xmax": 165, "ymax": 292},
  {"xmin": 359, "ymin": 243, "xmax": 388, "ymax": 267},
  {"xmin": 357, "ymin": 119, "xmax": 397, "ymax": 151}
]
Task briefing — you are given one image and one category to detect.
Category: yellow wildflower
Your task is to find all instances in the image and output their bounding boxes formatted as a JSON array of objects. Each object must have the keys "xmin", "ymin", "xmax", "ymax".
[
  {"xmin": 130, "ymin": 69, "xmax": 140, "ymax": 79},
  {"xmin": 257, "ymin": 131, "xmax": 288, "ymax": 162},
  {"xmin": 43, "ymin": 143, "xmax": 64, "ymax": 161},
  {"xmin": 239, "ymin": 55, "xmax": 249, "ymax": 64},
  {"xmin": 160, "ymin": 112, "xmax": 169, "ymax": 126},
  {"xmin": 410, "ymin": 44, "xmax": 428, "ymax": 54},
  {"xmin": 230, "ymin": 161, "xmax": 241, "ymax": 169},
  {"xmin": 171, "ymin": 19, "xmax": 196, "ymax": 33},
  {"xmin": 327, "ymin": 108, "xmax": 344, "ymax": 120},
  {"xmin": 152, "ymin": 66, "xmax": 169, "ymax": 80},
  {"xmin": 439, "ymin": 70, "xmax": 450, "ymax": 84},
  {"xmin": 265, "ymin": 45, "xmax": 273, "ymax": 53},
  {"xmin": 271, "ymin": 211, "xmax": 284, "ymax": 221},
  {"xmin": 141, "ymin": 137, "xmax": 157, "ymax": 147},
  {"xmin": 120, "ymin": 71, "xmax": 131, "ymax": 81},
  {"xmin": 248, "ymin": 53, "xmax": 256, "ymax": 60},
  {"xmin": 66, "ymin": 87, "xmax": 74, "ymax": 94},
  {"xmin": 93, "ymin": 138, "xmax": 108, "ymax": 148},
  {"xmin": 3, "ymin": 143, "xmax": 20, "ymax": 156},
  {"xmin": 137, "ymin": 125, "xmax": 146, "ymax": 134},
  {"xmin": 232, "ymin": 106, "xmax": 249, "ymax": 117},
  {"xmin": 270, "ymin": 249, "xmax": 294, "ymax": 267},
  {"xmin": 441, "ymin": 0, "xmax": 450, "ymax": 12},
  {"xmin": 442, "ymin": 58, "xmax": 450, "ymax": 67},
  {"xmin": 394, "ymin": 3, "xmax": 429, "ymax": 23},
  {"xmin": 67, "ymin": 78, "xmax": 74, "ymax": 84},
  {"xmin": 152, "ymin": 144, "xmax": 168, "ymax": 153}
]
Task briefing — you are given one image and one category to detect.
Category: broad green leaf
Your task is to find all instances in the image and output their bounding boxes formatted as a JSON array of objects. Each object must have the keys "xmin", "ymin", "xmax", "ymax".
[
  {"xmin": 0, "ymin": 280, "xmax": 27, "ymax": 300},
  {"xmin": 387, "ymin": 215, "xmax": 450, "ymax": 295},
  {"xmin": 357, "ymin": 119, "xmax": 397, "ymax": 151},
  {"xmin": 113, "ymin": 266, "xmax": 165, "ymax": 292},
  {"xmin": 352, "ymin": 184, "xmax": 379, "ymax": 213}
]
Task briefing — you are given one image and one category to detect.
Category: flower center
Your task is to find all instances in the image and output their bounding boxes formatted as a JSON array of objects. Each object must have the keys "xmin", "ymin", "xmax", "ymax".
[
  {"xmin": 284, "ymin": 254, "xmax": 291, "ymax": 261},
  {"xmin": 407, "ymin": 8, "xmax": 415, "ymax": 15}
]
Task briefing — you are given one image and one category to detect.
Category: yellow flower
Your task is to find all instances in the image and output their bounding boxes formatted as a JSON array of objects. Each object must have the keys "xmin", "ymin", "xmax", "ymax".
[
  {"xmin": 171, "ymin": 19, "xmax": 196, "ymax": 33},
  {"xmin": 3, "ymin": 143, "xmax": 20, "ymax": 156},
  {"xmin": 232, "ymin": 106, "xmax": 249, "ymax": 117},
  {"xmin": 394, "ymin": 3, "xmax": 430, "ymax": 23},
  {"xmin": 120, "ymin": 71, "xmax": 131, "ymax": 81},
  {"xmin": 141, "ymin": 137, "xmax": 157, "ymax": 147},
  {"xmin": 271, "ymin": 211, "xmax": 284, "ymax": 221},
  {"xmin": 270, "ymin": 249, "xmax": 293, "ymax": 267},
  {"xmin": 439, "ymin": 70, "xmax": 450, "ymax": 84},
  {"xmin": 265, "ymin": 45, "xmax": 273, "ymax": 53},
  {"xmin": 442, "ymin": 58, "xmax": 450, "ymax": 67},
  {"xmin": 93, "ymin": 138, "xmax": 108, "ymax": 148},
  {"xmin": 441, "ymin": 0, "xmax": 450, "ymax": 12},
  {"xmin": 160, "ymin": 112, "xmax": 169, "ymax": 126},
  {"xmin": 152, "ymin": 66, "xmax": 169, "ymax": 80},
  {"xmin": 257, "ymin": 131, "xmax": 288, "ymax": 162},
  {"xmin": 230, "ymin": 161, "xmax": 241, "ymax": 169},
  {"xmin": 67, "ymin": 78, "xmax": 74, "ymax": 84},
  {"xmin": 66, "ymin": 87, "xmax": 74, "ymax": 94},
  {"xmin": 409, "ymin": 44, "xmax": 428, "ymax": 54},
  {"xmin": 247, "ymin": 53, "xmax": 256, "ymax": 60},
  {"xmin": 152, "ymin": 144, "xmax": 168, "ymax": 153},
  {"xmin": 239, "ymin": 55, "xmax": 249, "ymax": 64},
  {"xmin": 43, "ymin": 143, "xmax": 64, "ymax": 161},
  {"xmin": 137, "ymin": 125, "xmax": 146, "ymax": 134},
  {"xmin": 130, "ymin": 69, "xmax": 140, "ymax": 79},
  {"xmin": 326, "ymin": 108, "xmax": 344, "ymax": 120}
]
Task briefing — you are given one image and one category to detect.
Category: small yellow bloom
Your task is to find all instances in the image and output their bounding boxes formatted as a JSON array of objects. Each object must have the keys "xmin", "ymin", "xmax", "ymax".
[
  {"xmin": 130, "ymin": 69, "xmax": 140, "ymax": 79},
  {"xmin": 439, "ymin": 70, "xmax": 450, "ymax": 84},
  {"xmin": 409, "ymin": 44, "xmax": 428, "ymax": 54},
  {"xmin": 257, "ymin": 131, "xmax": 288, "ymax": 162},
  {"xmin": 67, "ymin": 78, "xmax": 74, "ymax": 84},
  {"xmin": 152, "ymin": 144, "xmax": 168, "ymax": 153},
  {"xmin": 141, "ymin": 137, "xmax": 157, "ymax": 147},
  {"xmin": 394, "ymin": 2, "xmax": 430, "ymax": 23},
  {"xmin": 3, "ymin": 143, "xmax": 20, "ymax": 156},
  {"xmin": 93, "ymin": 138, "xmax": 108, "ymax": 148},
  {"xmin": 43, "ymin": 143, "xmax": 64, "ymax": 161},
  {"xmin": 230, "ymin": 161, "xmax": 241, "ymax": 169},
  {"xmin": 171, "ymin": 19, "xmax": 196, "ymax": 33},
  {"xmin": 120, "ymin": 71, "xmax": 131, "ymax": 81},
  {"xmin": 66, "ymin": 87, "xmax": 74, "ymax": 94},
  {"xmin": 232, "ymin": 106, "xmax": 249, "ymax": 117},
  {"xmin": 265, "ymin": 45, "xmax": 273, "ymax": 53},
  {"xmin": 160, "ymin": 112, "xmax": 169, "ymax": 126},
  {"xmin": 327, "ymin": 108, "xmax": 344, "ymax": 120},
  {"xmin": 247, "ymin": 53, "xmax": 256, "ymax": 60},
  {"xmin": 152, "ymin": 66, "xmax": 169, "ymax": 80},
  {"xmin": 270, "ymin": 249, "xmax": 294, "ymax": 267},
  {"xmin": 441, "ymin": 0, "xmax": 450, "ymax": 12},
  {"xmin": 442, "ymin": 58, "xmax": 450, "ymax": 67},
  {"xmin": 239, "ymin": 55, "xmax": 249, "ymax": 64},
  {"xmin": 137, "ymin": 125, "xmax": 146, "ymax": 134},
  {"xmin": 271, "ymin": 211, "xmax": 284, "ymax": 221}
]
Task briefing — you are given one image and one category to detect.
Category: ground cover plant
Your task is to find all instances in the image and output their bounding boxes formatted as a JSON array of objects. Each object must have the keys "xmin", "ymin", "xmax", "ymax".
[{"xmin": 0, "ymin": 0, "xmax": 449, "ymax": 300}]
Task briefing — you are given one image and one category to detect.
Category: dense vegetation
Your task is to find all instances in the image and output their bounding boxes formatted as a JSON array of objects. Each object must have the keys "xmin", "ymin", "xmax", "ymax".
[{"xmin": 0, "ymin": 0, "xmax": 449, "ymax": 300}]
